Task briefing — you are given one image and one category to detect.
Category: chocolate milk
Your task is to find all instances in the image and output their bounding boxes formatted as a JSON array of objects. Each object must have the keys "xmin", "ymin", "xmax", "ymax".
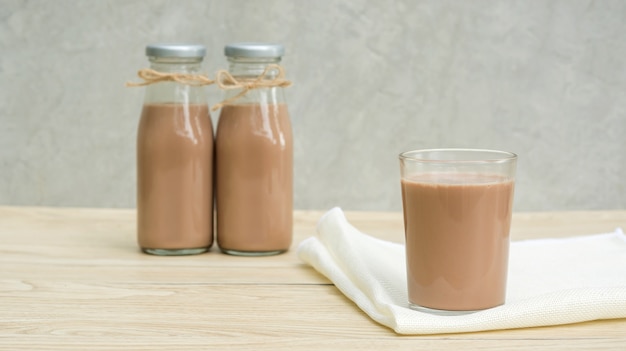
[
  {"xmin": 215, "ymin": 103, "xmax": 293, "ymax": 254},
  {"xmin": 401, "ymin": 173, "xmax": 514, "ymax": 311},
  {"xmin": 137, "ymin": 103, "xmax": 214, "ymax": 253}
]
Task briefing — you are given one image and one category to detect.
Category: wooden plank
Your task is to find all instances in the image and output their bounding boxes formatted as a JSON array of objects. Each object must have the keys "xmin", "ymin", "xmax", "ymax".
[{"xmin": 1, "ymin": 283, "xmax": 625, "ymax": 349}]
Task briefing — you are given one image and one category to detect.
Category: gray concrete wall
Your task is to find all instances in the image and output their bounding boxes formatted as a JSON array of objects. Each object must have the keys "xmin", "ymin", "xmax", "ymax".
[{"xmin": 1, "ymin": 0, "xmax": 625, "ymax": 211}]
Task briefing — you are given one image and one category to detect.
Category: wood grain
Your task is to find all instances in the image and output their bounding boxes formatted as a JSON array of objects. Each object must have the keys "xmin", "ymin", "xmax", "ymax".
[{"xmin": 1, "ymin": 206, "xmax": 625, "ymax": 350}]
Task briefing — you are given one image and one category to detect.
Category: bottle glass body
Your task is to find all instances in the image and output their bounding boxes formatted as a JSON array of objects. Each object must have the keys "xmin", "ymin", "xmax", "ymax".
[
  {"xmin": 137, "ymin": 56, "xmax": 214, "ymax": 255},
  {"xmin": 215, "ymin": 56, "xmax": 293, "ymax": 255}
]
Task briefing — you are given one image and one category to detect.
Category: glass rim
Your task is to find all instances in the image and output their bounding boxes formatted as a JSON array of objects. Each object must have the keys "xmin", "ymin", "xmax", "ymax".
[{"xmin": 399, "ymin": 148, "xmax": 517, "ymax": 164}]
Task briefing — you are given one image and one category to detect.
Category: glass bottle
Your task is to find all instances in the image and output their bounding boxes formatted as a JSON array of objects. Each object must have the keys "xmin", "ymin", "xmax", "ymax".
[
  {"xmin": 136, "ymin": 43, "xmax": 214, "ymax": 255},
  {"xmin": 215, "ymin": 43, "xmax": 293, "ymax": 256}
]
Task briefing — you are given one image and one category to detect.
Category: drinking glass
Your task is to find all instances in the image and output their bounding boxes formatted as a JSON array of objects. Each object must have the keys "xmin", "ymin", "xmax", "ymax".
[{"xmin": 399, "ymin": 148, "xmax": 517, "ymax": 314}]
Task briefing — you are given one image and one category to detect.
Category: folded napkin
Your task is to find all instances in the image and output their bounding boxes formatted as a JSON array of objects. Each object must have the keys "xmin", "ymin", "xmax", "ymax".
[{"xmin": 297, "ymin": 207, "xmax": 626, "ymax": 334}]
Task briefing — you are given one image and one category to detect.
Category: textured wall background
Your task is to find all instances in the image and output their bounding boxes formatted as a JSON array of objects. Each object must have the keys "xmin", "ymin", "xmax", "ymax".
[{"xmin": 1, "ymin": 0, "xmax": 625, "ymax": 211}]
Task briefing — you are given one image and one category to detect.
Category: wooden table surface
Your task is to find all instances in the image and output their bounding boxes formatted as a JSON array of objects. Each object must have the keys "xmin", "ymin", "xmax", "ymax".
[{"xmin": 1, "ymin": 206, "xmax": 625, "ymax": 350}]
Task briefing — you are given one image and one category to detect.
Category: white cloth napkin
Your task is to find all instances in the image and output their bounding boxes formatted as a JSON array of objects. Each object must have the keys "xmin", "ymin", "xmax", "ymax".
[{"xmin": 297, "ymin": 207, "xmax": 626, "ymax": 334}]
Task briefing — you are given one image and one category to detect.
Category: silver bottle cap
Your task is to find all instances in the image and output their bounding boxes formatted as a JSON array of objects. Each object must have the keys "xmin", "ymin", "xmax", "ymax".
[
  {"xmin": 224, "ymin": 43, "xmax": 285, "ymax": 58},
  {"xmin": 145, "ymin": 43, "xmax": 206, "ymax": 58}
]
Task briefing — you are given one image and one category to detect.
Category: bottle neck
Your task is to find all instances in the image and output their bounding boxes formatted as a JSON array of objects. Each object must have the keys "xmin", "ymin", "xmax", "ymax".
[
  {"xmin": 143, "ymin": 57, "xmax": 207, "ymax": 105},
  {"xmin": 149, "ymin": 57, "xmax": 203, "ymax": 73},
  {"xmin": 227, "ymin": 57, "xmax": 282, "ymax": 79},
  {"xmin": 222, "ymin": 57, "xmax": 286, "ymax": 105}
]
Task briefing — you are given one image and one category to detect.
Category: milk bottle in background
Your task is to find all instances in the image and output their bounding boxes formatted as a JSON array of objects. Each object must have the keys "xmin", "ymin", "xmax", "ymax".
[
  {"xmin": 136, "ymin": 44, "xmax": 214, "ymax": 255},
  {"xmin": 214, "ymin": 43, "xmax": 293, "ymax": 256}
]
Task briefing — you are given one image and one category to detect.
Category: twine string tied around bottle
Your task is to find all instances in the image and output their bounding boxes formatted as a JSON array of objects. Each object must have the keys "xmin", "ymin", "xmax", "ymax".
[
  {"xmin": 125, "ymin": 69, "xmax": 215, "ymax": 87},
  {"xmin": 211, "ymin": 64, "xmax": 291, "ymax": 111}
]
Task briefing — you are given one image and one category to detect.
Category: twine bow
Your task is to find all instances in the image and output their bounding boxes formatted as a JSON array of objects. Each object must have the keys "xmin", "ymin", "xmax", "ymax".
[
  {"xmin": 125, "ymin": 69, "xmax": 214, "ymax": 87},
  {"xmin": 211, "ymin": 64, "xmax": 292, "ymax": 111}
]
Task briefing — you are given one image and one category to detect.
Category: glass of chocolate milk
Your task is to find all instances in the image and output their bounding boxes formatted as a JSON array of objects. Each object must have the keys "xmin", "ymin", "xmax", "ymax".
[{"xmin": 399, "ymin": 149, "xmax": 517, "ymax": 315}]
